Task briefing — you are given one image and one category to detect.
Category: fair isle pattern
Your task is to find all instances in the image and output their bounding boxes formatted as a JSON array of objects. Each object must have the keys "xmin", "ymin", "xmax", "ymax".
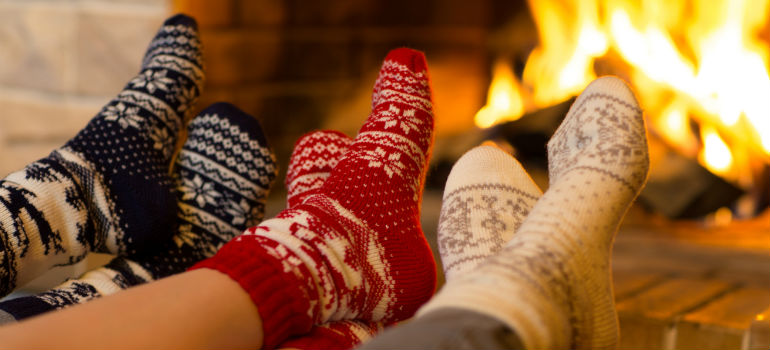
[
  {"xmin": 181, "ymin": 113, "xmax": 277, "ymax": 197},
  {"xmin": 418, "ymin": 77, "xmax": 649, "ymax": 350},
  {"xmin": 547, "ymin": 92, "xmax": 647, "ymax": 190},
  {"xmin": 278, "ymin": 130, "xmax": 385, "ymax": 350},
  {"xmin": 285, "ymin": 130, "xmax": 352, "ymax": 208},
  {"xmin": 0, "ymin": 102, "xmax": 277, "ymax": 323},
  {"xmin": 371, "ymin": 60, "xmax": 432, "ymax": 114},
  {"xmin": 438, "ymin": 183, "xmax": 540, "ymax": 278},
  {"xmin": 193, "ymin": 48, "xmax": 437, "ymax": 349},
  {"xmin": 0, "ymin": 14, "xmax": 203, "ymax": 297},
  {"xmin": 435, "ymin": 145, "xmax": 542, "ymax": 281}
]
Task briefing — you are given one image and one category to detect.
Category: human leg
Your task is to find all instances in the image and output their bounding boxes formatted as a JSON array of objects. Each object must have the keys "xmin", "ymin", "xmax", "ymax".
[
  {"xmin": 417, "ymin": 76, "xmax": 649, "ymax": 349},
  {"xmin": 192, "ymin": 47, "xmax": 437, "ymax": 349},
  {"xmin": 350, "ymin": 144, "xmax": 543, "ymax": 350},
  {"xmin": 0, "ymin": 48, "xmax": 436, "ymax": 349},
  {"xmin": 0, "ymin": 14, "xmax": 203, "ymax": 296},
  {"xmin": 359, "ymin": 308, "xmax": 525, "ymax": 350},
  {"xmin": 279, "ymin": 131, "xmax": 383, "ymax": 350},
  {"xmin": 0, "ymin": 268, "xmax": 264, "ymax": 348},
  {"xmin": 0, "ymin": 103, "xmax": 276, "ymax": 322}
]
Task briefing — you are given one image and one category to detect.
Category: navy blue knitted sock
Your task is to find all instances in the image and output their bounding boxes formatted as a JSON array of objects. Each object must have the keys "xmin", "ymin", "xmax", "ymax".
[
  {"xmin": 0, "ymin": 103, "xmax": 277, "ymax": 322},
  {"xmin": 0, "ymin": 14, "xmax": 204, "ymax": 296}
]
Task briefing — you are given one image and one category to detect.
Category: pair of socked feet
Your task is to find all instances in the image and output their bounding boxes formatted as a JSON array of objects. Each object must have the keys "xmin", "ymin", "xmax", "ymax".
[
  {"xmin": 0, "ymin": 15, "xmax": 275, "ymax": 319},
  {"xmin": 0, "ymin": 13, "xmax": 650, "ymax": 350}
]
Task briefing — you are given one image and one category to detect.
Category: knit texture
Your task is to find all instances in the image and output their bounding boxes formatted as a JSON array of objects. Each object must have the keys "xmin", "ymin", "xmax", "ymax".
[
  {"xmin": 277, "ymin": 130, "xmax": 382, "ymax": 350},
  {"xmin": 285, "ymin": 130, "xmax": 352, "ymax": 208},
  {"xmin": 437, "ymin": 145, "xmax": 542, "ymax": 281},
  {"xmin": 193, "ymin": 47, "xmax": 437, "ymax": 349},
  {"xmin": 281, "ymin": 320, "xmax": 383, "ymax": 350},
  {"xmin": 418, "ymin": 76, "xmax": 649, "ymax": 349},
  {"xmin": 0, "ymin": 103, "xmax": 276, "ymax": 322},
  {"xmin": 0, "ymin": 14, "xmax": 203, "ymax": 297}
]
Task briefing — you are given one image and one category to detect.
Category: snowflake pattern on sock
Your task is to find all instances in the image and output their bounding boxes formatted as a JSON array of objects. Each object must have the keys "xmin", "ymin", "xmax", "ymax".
[
  {"xmin": 285, "ymin": 130, "xmax": 352, "ymax": 208},
  {"xmin": 193, "ymin": 48, "xmax": 437, "ymax": 349},
  {"xmin": 0, "ymin": 102, "xmax": 277, "ymax": 322},
  {"xmin": 0, "ymin": 15, "xmax": 204, "ymax": 296},
  {"xmin": 278, "ymin": 130, "xmax": 383, "ymax": 350},
  {"xmin": 436, "ymin": 146, "xmax": 542, "ymax": 280},
  {"xmin": 418, "ymin": 76, "xmax": 649, "ymax": 350}
]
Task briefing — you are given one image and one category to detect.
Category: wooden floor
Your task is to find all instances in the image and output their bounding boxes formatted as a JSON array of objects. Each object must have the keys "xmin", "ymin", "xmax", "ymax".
[
  {"xmin": 418, "ymin": 191, "xmax": 770, "ymax": 350},
  {"xmin": 11, "ymin": 191, "xmax": 768, "ymax": 349},
  {"xmin": 612, "ymin": 225, "xmax": 769, "ymax": 350}
]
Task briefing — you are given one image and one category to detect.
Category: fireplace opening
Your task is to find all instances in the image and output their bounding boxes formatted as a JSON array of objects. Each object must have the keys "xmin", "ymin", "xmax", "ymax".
[{"xmin": 0, "ymin": 0, "xmax": 767, "ymax": 348}]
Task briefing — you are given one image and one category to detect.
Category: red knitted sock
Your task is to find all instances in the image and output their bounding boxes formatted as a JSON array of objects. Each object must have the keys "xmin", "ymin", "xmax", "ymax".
[
  {"xmin": 285, "ymin": 130, "xmax": 352, "ymax": 208},
  {"xmin": 193, "ymin": 48, "xmax": 436, "ymax": 349},
  {"xmin": 279, "ymin": 130, "xmax": 382, "ymax": 350},
  {"xmin": 280, "ymin": 321, "xmax": 383, "ymax": 350}
]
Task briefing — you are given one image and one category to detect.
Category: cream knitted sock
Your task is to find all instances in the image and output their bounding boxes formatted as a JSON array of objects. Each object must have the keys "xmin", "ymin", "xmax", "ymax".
[
  {"xmin": 438, "ymin": 145, "xmax": 542, "ymax": 281},
  {"xmin": 419, "ymin": 76, "xmax": 649, "ymax": 349}
]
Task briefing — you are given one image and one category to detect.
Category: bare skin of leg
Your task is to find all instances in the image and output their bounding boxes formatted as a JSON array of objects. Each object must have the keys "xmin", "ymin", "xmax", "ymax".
[{"xmin": 0, "ymin": 269, "xmax": 263, "ymax": 349}]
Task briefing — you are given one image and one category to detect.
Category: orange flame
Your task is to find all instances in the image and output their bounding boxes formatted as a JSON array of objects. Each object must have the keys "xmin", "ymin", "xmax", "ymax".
[
  {"xmin": 699, "ymin": 126, "xmax": 734, "ymax": 175},
  {"xmin": 474, "ymin": 59, "xmax": 525, "ymax": 128},
  {"xmin": 523, "ymin": 0, "xmax": 608, "ymax": 107},
  {"xmin": 476, "ymin": 0, "xmax": 770, "ymax": 184}
]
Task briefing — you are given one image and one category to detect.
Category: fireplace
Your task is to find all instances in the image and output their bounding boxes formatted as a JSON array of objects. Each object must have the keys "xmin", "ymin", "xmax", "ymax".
[
  {"xmin": 0, "ymin": 0, "xmax": 766, "ymax": 347},
  {"xmin": 175, "ymin": 0, "xmax": 770, "ymax": 348}
]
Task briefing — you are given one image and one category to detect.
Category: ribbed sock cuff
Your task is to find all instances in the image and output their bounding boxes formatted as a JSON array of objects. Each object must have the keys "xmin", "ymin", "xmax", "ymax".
[{"xmin": 190, "ymin": 236, "xmax": 313, "ymax": 349}]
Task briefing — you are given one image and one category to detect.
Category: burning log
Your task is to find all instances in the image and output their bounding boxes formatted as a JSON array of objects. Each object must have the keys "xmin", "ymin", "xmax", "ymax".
[{"xmin": 639, "ymin": 146, "xmax": 744, "ymax": 219}]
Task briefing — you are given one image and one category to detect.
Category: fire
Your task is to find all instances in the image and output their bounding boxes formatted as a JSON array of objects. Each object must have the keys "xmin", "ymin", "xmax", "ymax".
[
  {"xmin": 523, "ymin": 0, "xmax": 608, "ymax": 107},
  {"xmin": 699, "ymin": 126, "xmax": 734, "ymax": 175},
  {"xmin": 476, "ymin": 0, "xmax": 770, "ymax": 187},
  {"xmin": 474, "ymin": 59, "xmax": 525, "ymax": 128}
]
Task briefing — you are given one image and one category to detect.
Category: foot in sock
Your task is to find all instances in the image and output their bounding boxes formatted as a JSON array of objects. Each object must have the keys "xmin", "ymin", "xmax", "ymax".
[
  {"xmin": 279, "ymin": 145, "xmax": 542, "ymax": 350},
  {"xmin": 0, "ymin": 14, "xmax": 204, "ymax": 296},
  {"xmin": 285, "ymin": 130, "xmax": 352, "ymax": 209},
  {"xmin": 193, "ymin": 48, "xmax": 437, "ymax": 349},
  {"xmin": 281, "ymin": 143, "xmax": 543, "ymax": 350},
  {"xmin": 282, "ymin": 131, "xmax": 381, "ymax": 350},
  {"xmin": 437, "ymin": 145, "xmax": 542, "ymax": 281},
  {"xmin": 419, "ymin": 76, "xmax": 649, "ymax": 349},
  {"xmin": 0, "ymin": 103, "xmax": 277, "ymax": 322}
]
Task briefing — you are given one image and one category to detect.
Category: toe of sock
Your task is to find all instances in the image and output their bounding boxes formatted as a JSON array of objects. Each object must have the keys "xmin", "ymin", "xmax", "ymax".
[
  {"xmin": 293, "ymin": 130, "xmax": 351, "ymax": 152},
  {"xmin": 187, "ymin": 102, "xmax": 277, "ymax": 189},
  {"xmin": 164, "ymin": 13, "xmax": 198, "ymax": 29},
  {"xmin": 198, "ymin": 102, "xmax": 270, "ymax": 150},
  {"xmin": 582, "ymin": 76, "xmax": 640, "ymax": 109},
  {"xmin": 445, "ymin": 145, "xmax": 541, "ymax": 196},
  {"xmin": 384, "ymin": 48, "xmax": 428, "ymax": 73}
]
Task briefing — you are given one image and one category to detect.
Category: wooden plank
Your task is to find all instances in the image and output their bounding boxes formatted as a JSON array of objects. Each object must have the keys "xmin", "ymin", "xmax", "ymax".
[
  {"xmin": 617, "ymin": 278, "xmax": 733, "ymax": 320},
  {"xmin": 682, "ymin": 287, "xmax": 770, "ymax": 330},
  {"xmin": 675, "ymin": 287, "xmax": 770, "ymax": 349},
  {"xmin": 616, "ymin": 278, "xmax": 733, "ymax": 349},
  {"xmin": 613, "ymin": 270, "xmax": 666, "ymax": 301}
]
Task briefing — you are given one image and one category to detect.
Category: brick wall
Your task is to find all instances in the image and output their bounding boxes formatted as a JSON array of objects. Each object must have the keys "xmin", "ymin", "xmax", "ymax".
[
  {"xmin": 0, "ymin": 0, "xmax": 172, "ymax": 176},
  {"xmin": 0, "ymin": 0, "xmax": 532, "ymax": 184},
  {"xmin": 172, "ymin": 0, "xmax": 532, "ymax": 192},
  {"xmin": 0, "ymin": 0, "xmax": 529, "ymax": 290}
]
